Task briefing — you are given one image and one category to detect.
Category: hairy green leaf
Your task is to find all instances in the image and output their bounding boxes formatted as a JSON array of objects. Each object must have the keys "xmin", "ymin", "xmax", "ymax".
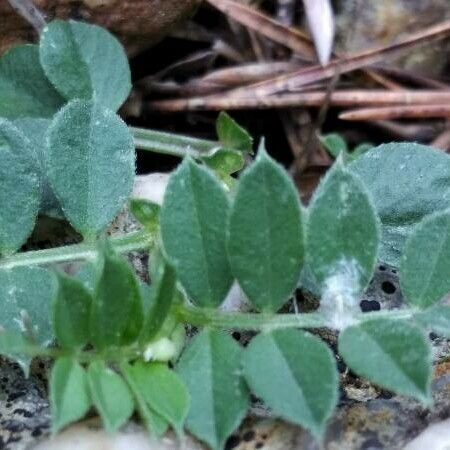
[
  {"xmin": 87, "ymin": 361, "xmax": 134, "ymax": 432},
  {"xmin": 0, "ymin": 44, "xmax": 64, "ymax": 119},
  {"xmin": 124, "ymin": 361, "xmax": 189, "ymax": 436},
  {"xmin": 90, "ymin": 242, "xmax": 143, "ymax": 350},
  {"xmin": 339, "ymin": 319, "xmax": 431, "ymax": 404},
  {"xmin": 0, "ymin": 119, "xmax": 41, "ymax": 255},
  {"xmin": 243, "ymin": 329, "xmax": 338, "ymax": 439},
  {"xmin": 51, "ymin": 357, "xmax": 91, "ymax": 432},
  {"xmin": 228, "ymin": 149, "xmax": 304, "ymax": 312},
  {"xmin": 53, "ymin": 272, "xmax": 92, "ymax": 349},
  {"xmin": 216, "ymin": 111, "xmax": 253, "ymax": 153},
  {"xmin": 415, "ymin": 305, "xmax": 450, "ymax": 338},
  {"xmin": 177, "ymin": 330, "xmax": 248, "ymax": 450},
  {"xmin": 161, "ymin": 158, "xmax": 233, "ymax": 307},
  {"xmin": 320, "ymin": 133, "xmax": 348, "ymax": 159},
  {"xmin": 40, "ymin": 20, "xmax": 131, "ymax": 111},
  {"xmin": 46, "ymin": 99, "xmax": 135, "ymax": 238},
  {"xmin": 401, "ymin": 211, "xmax": 450, "ymax": 308},
  {"xmin": 307, "ymin": 160, "xmax": 379, "ymax": 292},
  {"xmin": 349, "ymin": 143, "xmax": 450, "ymax": 266}
]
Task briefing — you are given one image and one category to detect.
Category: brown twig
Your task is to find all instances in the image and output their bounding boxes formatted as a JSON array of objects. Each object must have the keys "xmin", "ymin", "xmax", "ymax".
[
  {"xmin": 340, "ymin": 105, "xmax": 450, "ymax": 121},
  {"xmin": 6, "ymin": 0, "xmax": 46, "ymax": 33}
]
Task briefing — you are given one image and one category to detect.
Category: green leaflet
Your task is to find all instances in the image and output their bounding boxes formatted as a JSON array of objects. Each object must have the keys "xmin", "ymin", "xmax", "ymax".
[
  {"xmin": 13, "ymin": 118, "xmax": 60, "ymax": 216},
  {"xmin": 0, "ymin": 44, "xmax": 64, "ymax": 119},
  {"xmin": 228, "ymin": 148, "xmax": 305, "ymax": 312},
  {"xmin": 177, "ymin": 330, "xmax": 249, "ymax": 450},
  {"xmin": 46, "ymin": 99, "xmax": 135, "ymax": 238},
  {"xmin": 87, "ymin": 361, "xmax": 134, "ymax": 432},
  {"xmin": 216, "ymin": 111, "xmax": 253, "ymax": 154},
  {"xmin": 400, "ymin": 210, "xmax": 450, "ymax": 308},
  {"xmin": 90, "ymin": 242, "xmax": 143, "ymax": 350},
  {"xmin": 349, "ymin": 143, "xmax": 450, "ymax": 267},
  {"xmin": 39, "ymin": 20, "xmax": 131, "ymax": 111},
  {"xmin": 338, "ymin": 319, "xmax": 431, "ymax": 404},
  {"xmin": 0, "ymin": 266, "xmax": 56, "ymax": 346},
  {"xmin": 243, "ymin": 329, "xmax": 338, "ymax": 439},
  {"xmin": 160, "ymin": 158, "xmax": 233, "ymax": 308},
  {"xmin": 50, "ymin": 357, "xmax": 91, "ymax": 432},
  {"xmin": 415, "ymin": 305, "xmax": 450, "ymax": 338},
  {"xmin": 123, "ymin": 361, "xmax": 189, "ymax": 436},
  {"xmin": 53, "ymin": 271, "xmax": 92, "ymax": 349},
  {"xmin": 0, "ymin": 119, "xmax": 41, "ymax": 255},
  {"xmin": 129, "ymin": 199, "xmax": 160, "ymax": 235},
  {"xmin": 307, "ymin": 160, "xmax": 379, "ymax": 292},
  {"xmin": 320, "ymin": 133, "xmax": 348, "ymax": 159}
]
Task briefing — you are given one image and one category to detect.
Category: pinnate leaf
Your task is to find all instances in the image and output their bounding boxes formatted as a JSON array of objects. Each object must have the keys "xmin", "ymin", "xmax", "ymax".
[
  {"xmin": 243, "ymin": 329, "xmax": 337, "ymax": 439},
  {"xmin": 160, "ymin": 158, "xmax": 233, "ymax": 307},
  {"xmin": 50, "ymin": 357, "xmax": 91, "ymax": 432},
  {"xmin": 177, "ymin": 330, "xmax": 249, "ymax": 450},
  {"xmin": 0, "ymin": 44, "xmax": 64, "ymax": 119},
  {"xmin": 228, "ymin": 148, "xmax": 305, "ymax": 312},
  {"xmin": 401, "ymin": 211, "xmax": 450, "ymax": 308},
  {"xmin": 87, "ymin": 361, "xmax": 134, "ymax": 432},
  {"xmin": 40, "ymin": 20, "xmax": 131, "ymax": 111},
  {"xmin": 0, "ymin": 119, "xmax": 41, "ymax": 255},
  {"xmin": 338, "ymin": 319, "xmax": 431, "ymax": 404},
  {"xmin": 46, "ymin": 99, "xmax": 135, "ymax": 238}
]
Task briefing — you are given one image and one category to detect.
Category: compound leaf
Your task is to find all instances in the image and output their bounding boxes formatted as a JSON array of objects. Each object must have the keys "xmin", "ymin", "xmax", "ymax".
[
  {"xmin": 160, "ymin": 158, "xmax": 233, "ymax": 308},
  {"xmin": 50, "ymin": 357, "xmax": 91, "ymax": 432},
  {"xmin": 0, "ymin": 119, "xmax": 41, "ymax": 255},
  {"xmin": 40, "ymin": 20, "xmax": 131, "ymax": 111},
  {"xmin": 177, "ymin": 330, "xmax": 248, "ymax": 450},
  {"xmin": 401, "ymin": 211, "xmax": 450, "ymax": 308},
  {"xmin": 228, "ymin": 148, "xmax": 304, "ymax": 312},
  {"xmin": 46, "ymin": 99, "xmax": 135, "ymax": 238},
  {"xmin": 0, "ymin": 44, "xmax": 64, "ymax": 119},
  {"xmin": 339, "ymin": 319, "xmax": 431, "ymax": 404},
  {"xmin": 243, "ymin": 329, "xmax": 338, "ymax": 439},
  {"xmin": 87, "ymin": 361, "xmax": 134, "ymax": 432}
]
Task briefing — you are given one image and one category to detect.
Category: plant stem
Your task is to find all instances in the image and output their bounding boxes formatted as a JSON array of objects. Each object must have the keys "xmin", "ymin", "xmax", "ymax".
[
  {"xmin": 173, "ymin": 304, "xmax": 414, "ymax": 331},
  {"xmin": 0, "ymin": 230, "xmax": 152, "ymax": 269},
  {"xmin": 131, "ymin": 126, "xmax": 223, "ymax": 159}
]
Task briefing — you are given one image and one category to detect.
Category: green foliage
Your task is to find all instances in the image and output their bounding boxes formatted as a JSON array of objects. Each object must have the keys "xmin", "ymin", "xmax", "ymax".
[
  {"xmin": 40, "ymin": 20, "xmax": 131, "ymax": 111},
  {"xmin": 321, "ymin": 133, "xmax": 372, "ymax": 161},
  {"xmin": 177, "ymin": 330, "xmax": 249, "ymax": 450},
  {"xmin": 50, "ymin": 357, "xmax": 91, "ymax": 432},
  {"xmin": 243, "ymin": 329, "xmax": 337, "ymax": 439},
  {"xmin": 2, "ymin": 17, "xmax": 450, "ymax": 450},
  {"xmin": 401, "ymin": 210, "xmax": 450, "ymax": 308},
  {"xmin": 227, "ymin": 148, "xmax": 305, "ymax": 312},
  {"xmin": 160, "ymin": 158, "xmax": 233, "ymax": 307},
  {"xmin": 349, "ymin": 143, "xmax": 450, "ymax": 266},
  {"xmin": 339, "ymin": 319, "xmax": 431, "ymax": 404},
  {"xmin": 0, "ymin": 120, "xmax": 41, "ymax": 255},
  {"xmin": 46, "ymin": 99, "xmax": 135, "ymax": 238},
  {"xmin": 0, "ymin": 44, "xmax": 64, "ymax": 119}
]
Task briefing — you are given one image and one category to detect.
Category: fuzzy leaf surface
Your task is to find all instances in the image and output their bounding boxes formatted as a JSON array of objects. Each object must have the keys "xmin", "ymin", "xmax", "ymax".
[
  {"xmin": 339, "ymin": 319, "xmax": 431, "ymax": 403},
  {"xmin": 176, "ymin": 330, "xmax": 248, "ymax": 450},
  {"xmin": 90, "ymin": 243, "xmax": 143, "ymax": 350},
  {"xmin": 401, "ymin": 211, "xmax": 450, "ymax": 308},
  {"xmin": 53, "ymin": 272, "xmax": 92, "ymax": 349},
  {"xmin": 228, "ymin": 149, "xmax": 304, "ymax": 311},
  {"xmin": 0, "ymin": 120, "xmax": 41, "ymax": 255},
  {"xmin": 415, "ymin": 305, "xmax": 450, "ymax": 338},
  {"xmin": 307, "ymin": 161, "xmax": 379, "ymax": 291},
  {"xmin": 50, "ymin": 357, "xmax": 91, "ymax": 432},
  {"xmin": 0, "ymin": 44, "xmax": 64, "ymax": 118},
  {"xmin": 46, "ymin": 99, "xmax": 135, "ymax": 238},
  {"xmin": 87, "ymin": 361, "xmax": 134, "ymax": 432},
  {"xmin": 40, "ymin": 20, "xmax": 131, "ymax": 111},
  {"xmin": 349, "ymin": 143, "xmax": 450, "ymax": 266},
  {"xmin": 160, "ymin": 158, "xmax": 233, "ymax": 307},
  {"xmin": 243, "ymin": 329, "xmax": 337, "ymax": 439}
]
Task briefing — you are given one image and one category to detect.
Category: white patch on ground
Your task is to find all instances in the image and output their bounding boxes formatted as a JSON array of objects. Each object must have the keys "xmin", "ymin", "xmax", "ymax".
[
  {"xmin": 133, "ymin": 173, "xmax": 170, "ymax": 206},
  {"xmin": 403, "ymin": 418, "xmax": 450, "ymax": 450}
]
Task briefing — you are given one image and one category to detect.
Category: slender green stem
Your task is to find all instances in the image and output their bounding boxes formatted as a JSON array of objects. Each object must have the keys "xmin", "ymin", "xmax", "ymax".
[
  {"xmin": 0, "ymin": 230, "xmax": 152, "ymax": 269},
  {"xmin": 131, "ymin": 126, "xmax": 223, "ymax": 159},
  {"xmin": 173, "ymin": 304, "xmax": 414, "ymax": 331}
]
